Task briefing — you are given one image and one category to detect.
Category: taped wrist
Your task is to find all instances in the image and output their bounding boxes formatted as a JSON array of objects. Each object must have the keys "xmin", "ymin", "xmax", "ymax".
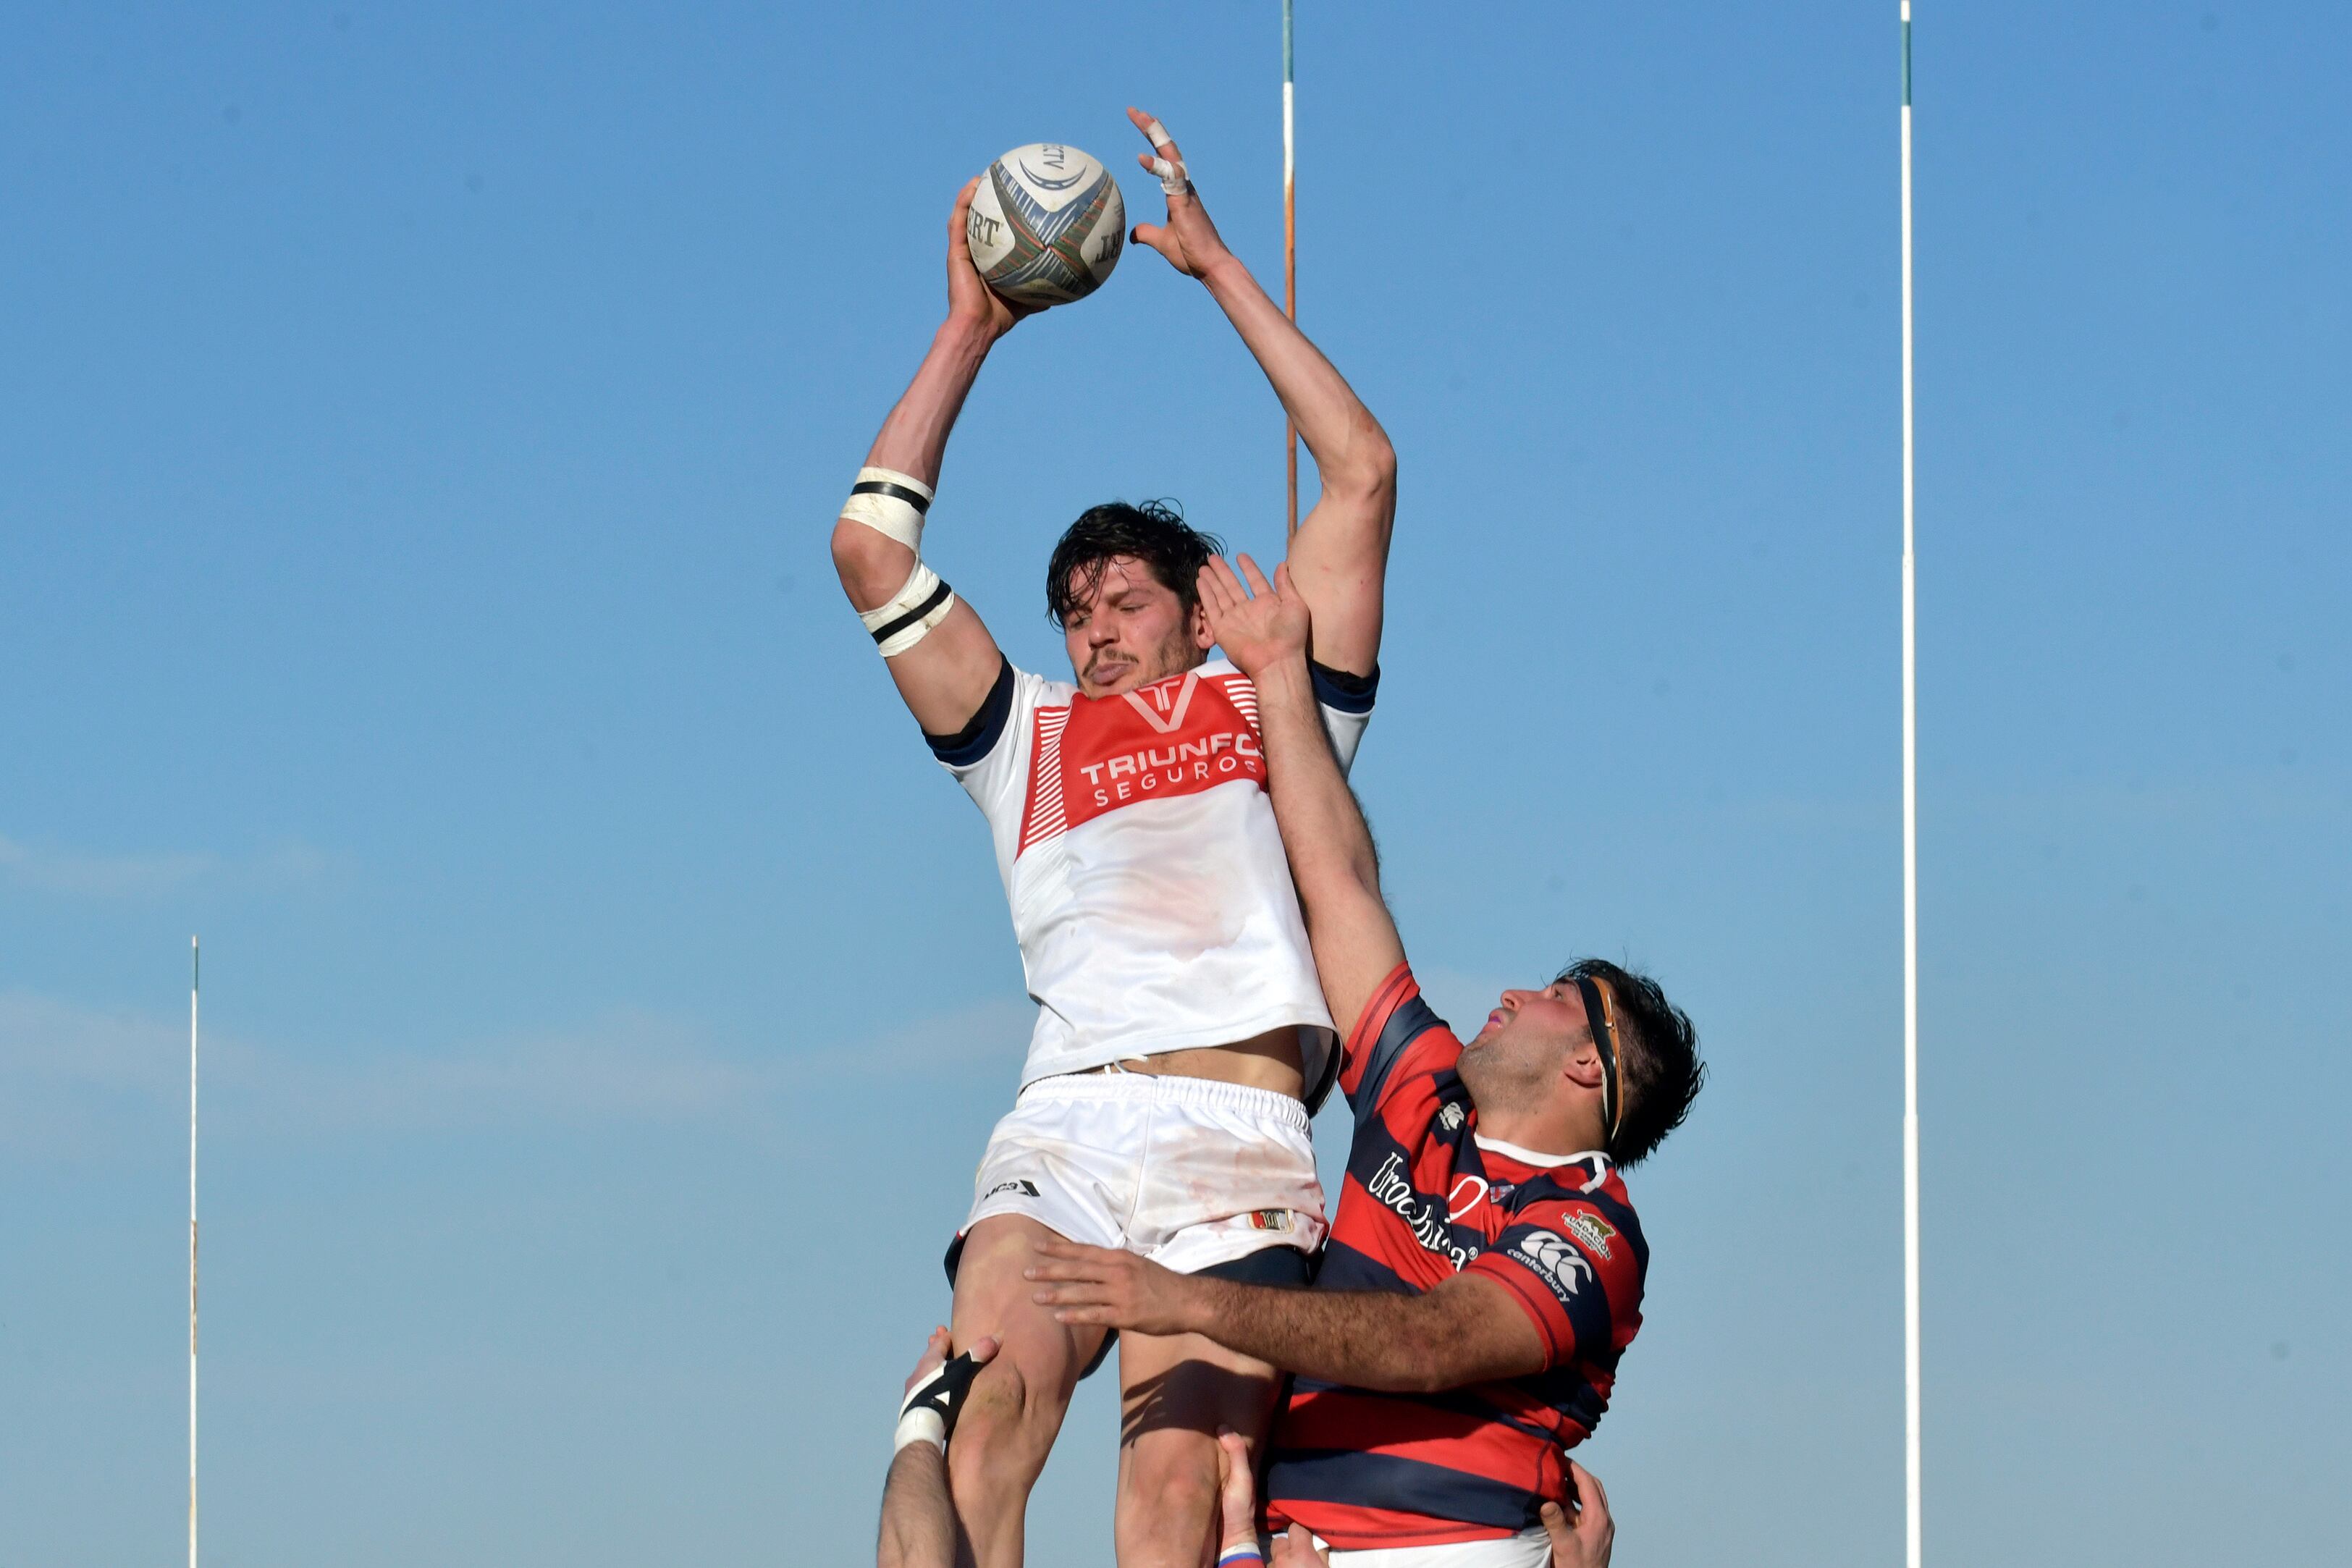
[
  {"xmin": 840, "ymin": 466, "xmax": 934, "ymax": 552},
  {"xmin": 894, "ymin": 1348, "xmax": 987, "ymax": 1454},
  {"xmin": 861, "ymin": 560, "xmax": 957, "ymax": 657},
  {"xmin": 893, "ymin": 1407, "xmax": 945, "ymax": 1454}
]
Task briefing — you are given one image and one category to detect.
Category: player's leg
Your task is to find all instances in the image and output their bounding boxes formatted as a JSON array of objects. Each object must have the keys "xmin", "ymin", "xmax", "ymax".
[
  {"xmin": 1113, "ymin": 1074, "xmax": 1328, "ymax": 1567},
  {"xmin": 1112, "ymin": 1322, "xmax": 1285, "ymax": 1568},
  {"xmin": 945, "ymin": 1213, "xmax": 1108, "ymax": 1568}
]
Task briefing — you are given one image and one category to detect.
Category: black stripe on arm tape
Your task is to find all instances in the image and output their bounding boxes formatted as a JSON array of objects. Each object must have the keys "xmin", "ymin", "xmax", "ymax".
[
  {"xmin": 868, "ymin": 578, "xmax": 953, "ymax": 645},
  {"xmin": 850, "ymin": 479, "xmax": 932, "ymax": 514}
]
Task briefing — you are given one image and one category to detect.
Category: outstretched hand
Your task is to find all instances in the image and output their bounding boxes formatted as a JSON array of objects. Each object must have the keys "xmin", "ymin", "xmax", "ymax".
[
  {"xmin": 946, "ymin": 177, "xmax": 1037, "ymax": 340},
  {"xmin": 1126, "ymin": 106, "xmax": 1234, "ymax": 280},
  {"xmin": 1198, "ymin": 554, "xmax": 1311, "ymax": 678}
]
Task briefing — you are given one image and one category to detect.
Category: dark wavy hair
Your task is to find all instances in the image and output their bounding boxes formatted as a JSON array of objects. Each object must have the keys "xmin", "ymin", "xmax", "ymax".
[
  {"xmin": 1558, "ymin": 957, "xmax": 1705, "ymax": 1168},
  {"xmin": 1045, "ymin": 500, "xmax": 1224, "ymax": 629}
]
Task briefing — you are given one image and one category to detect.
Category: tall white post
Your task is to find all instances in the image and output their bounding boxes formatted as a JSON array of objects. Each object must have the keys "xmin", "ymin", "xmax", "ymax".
[
  {"xmin": 1899, "ymin": 7, "xmax": 1922, "ymax": 1568},
  {"xmin": 190, "ymin": 936, "xmax": 200, "ymax": 1568},
  {"xmin": 1282, "ymin": 0, "xmax": 1299, "ymax": 537}
]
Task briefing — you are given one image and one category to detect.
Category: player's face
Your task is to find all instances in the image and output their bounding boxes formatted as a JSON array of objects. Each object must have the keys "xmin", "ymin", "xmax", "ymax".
[
  {"xmin": 1061, "ymin": 556, "xmax": 1211, "ymax": 697},
  {"xmin": 1459, "ymin": 982, "xmax": 1594, "ymax": 1113}
]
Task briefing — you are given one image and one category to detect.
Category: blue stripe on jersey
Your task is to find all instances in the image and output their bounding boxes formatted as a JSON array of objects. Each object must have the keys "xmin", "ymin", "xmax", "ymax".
[
  {"xmin": 1309, "ymin": 1237, "xmax": 1414, "ymax": 1294},
  {"xmin": 1585, "ymin": 1187, "xmax": 1651, "ymax": 1276},
  {"xmin": 1342, "ymin": 1079, "xmax": 1472, "ymax": 1185},
  {"xmin": 1349, "ymin": 994, "xmax": 1448, "ymax": 1122},
  {"xmin": 1268, "ymin": 1446, "xmax": 1535, "ymax": 1533},
  {"xmin": 923, "ymin": 657, "xmax": 1015, "ymax": 765}
]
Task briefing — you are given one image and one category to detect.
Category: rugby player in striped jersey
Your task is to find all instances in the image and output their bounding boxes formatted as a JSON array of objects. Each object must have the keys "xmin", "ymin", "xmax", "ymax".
[
  {"xmin": 830, "ymin": 111, "xmax": 1397, "ymax": 1568},
  {"xmin": 1028, "ymin": 556, "xmax": 1705, "ymax": 1566}
]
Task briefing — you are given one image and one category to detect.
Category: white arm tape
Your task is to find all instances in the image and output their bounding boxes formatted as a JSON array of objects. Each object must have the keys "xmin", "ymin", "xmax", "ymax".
[
  {"xmin": 860, "ymin": 560, "xmax": 957, "ymax": 658},
  {"xmin": 893, "ymin": 1407, "xmax": 947, "ymax": 1454},
  {"xmin": 840, "ymin": 465, "xmax": 934, "ymax": 552},
  {"xmin": 1142, "ymin": 119, "xmax": 1189, "ymax": 194}
]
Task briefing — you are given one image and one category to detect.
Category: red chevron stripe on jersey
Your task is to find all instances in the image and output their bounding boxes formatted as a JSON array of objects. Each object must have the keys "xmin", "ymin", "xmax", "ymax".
[{"xmin": 1017, "ymin": 668, "xmax": 1265, "ymax": 854}]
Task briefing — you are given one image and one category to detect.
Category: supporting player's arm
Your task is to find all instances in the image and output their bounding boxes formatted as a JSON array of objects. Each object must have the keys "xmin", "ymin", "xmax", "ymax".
[
  {"xmin": 830, "ymin": 180, "xmax": 1029, "ymax": 735},
  {"xmin": 1197, "ymin": 554, "xmax": 1401, "ymax": 1039},
  {"xmin": 1027, "ymin": 1239, "xmax": 1543, "ymax": 1394},
  {"xmin": 876, "ymin": 1329, "xmax": 998, "ymax": 1568},
  {"xmin": 1126, "ymin": 107, "xmax": 1396, "ymax": 675}
]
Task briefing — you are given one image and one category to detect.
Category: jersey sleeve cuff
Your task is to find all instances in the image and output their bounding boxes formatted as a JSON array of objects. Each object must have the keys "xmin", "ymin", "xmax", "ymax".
[
  {"xmin": 1310, "ymin": 659, "xmax": 1380, "ymax": 716},
  {"xmin": 1467, "ymin": 1253, "xmax": 1575, "ymax": 1365},
  {"xmin": 924, "ymin": 657, "xmax": 1015, "ymax": 767},
  {"xmin": 1346, "ymin": 961, "xmax": 1418, "ymax": 1062}
]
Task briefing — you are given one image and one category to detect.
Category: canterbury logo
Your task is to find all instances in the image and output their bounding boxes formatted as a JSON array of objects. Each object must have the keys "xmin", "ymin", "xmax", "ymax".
[
  {"xmin": 1122, "ymin": 672, "xmax": 1200, "ymax": 735},
  {"xmin": 1510, "ymin": 1231, "xmax": 1596, "ymax": 1302}
]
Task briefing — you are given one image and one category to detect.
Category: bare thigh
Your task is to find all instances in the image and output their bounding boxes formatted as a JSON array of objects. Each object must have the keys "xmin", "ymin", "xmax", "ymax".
[
  {"xmin": 944, "ymin": 1214, "xmax": 1111, "ymax": 1568},
  {"xmin": 1113, "ymin": 1325, "xmax": 1284, "ymax": 1568}
]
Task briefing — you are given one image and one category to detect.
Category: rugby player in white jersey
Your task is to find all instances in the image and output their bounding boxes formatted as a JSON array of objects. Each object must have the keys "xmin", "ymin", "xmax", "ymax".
[{"xmin": 830, "ymin": 108, "xmax": 1396, "ymax": 1568}]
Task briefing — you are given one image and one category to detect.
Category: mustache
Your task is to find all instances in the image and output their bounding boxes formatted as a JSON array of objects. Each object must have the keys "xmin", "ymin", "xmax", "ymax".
[
  {"xmin": 1083, "ymin": 630, "xmax": 1187, "ymax": 685},
  {"xmin": 1083, "ymin": 648, "xmax": 1137, "ymax": 682}
]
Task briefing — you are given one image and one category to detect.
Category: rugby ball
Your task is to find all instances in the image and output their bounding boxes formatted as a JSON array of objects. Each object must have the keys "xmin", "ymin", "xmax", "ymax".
[{"xmin": 967, "ymin": 143, "xmax": 1126, "ymax": 308}]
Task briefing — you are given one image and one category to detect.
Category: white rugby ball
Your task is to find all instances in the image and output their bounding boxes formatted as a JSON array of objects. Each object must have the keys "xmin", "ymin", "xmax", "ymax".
[{"xmin": 966, "ymin": 143, "xmax": 1126, "ymax": 308}]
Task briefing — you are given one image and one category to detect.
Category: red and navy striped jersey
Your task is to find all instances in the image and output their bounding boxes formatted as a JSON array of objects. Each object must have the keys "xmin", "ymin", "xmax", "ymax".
[{"xmin": 1264, "ymin": 964, "xmax": 1649, "ymax": 1551}]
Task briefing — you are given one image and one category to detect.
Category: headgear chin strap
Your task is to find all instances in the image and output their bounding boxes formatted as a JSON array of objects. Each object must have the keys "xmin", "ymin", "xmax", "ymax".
[{"xmin": 1573, "ymin": 974, "xmax": 1624, "ymax": 1150}]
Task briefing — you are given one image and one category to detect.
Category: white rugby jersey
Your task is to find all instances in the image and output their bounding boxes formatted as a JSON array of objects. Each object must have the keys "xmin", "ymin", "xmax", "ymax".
[{"xmin": 930, "ymin": 655, "xmax": 1375, "ymax": 1100}]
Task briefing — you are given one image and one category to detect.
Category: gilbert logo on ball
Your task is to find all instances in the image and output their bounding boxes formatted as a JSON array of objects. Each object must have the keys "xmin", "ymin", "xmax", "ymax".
[{"xmin": 967, "ymin": 143, "xmax": 1125, "ymax": 308}]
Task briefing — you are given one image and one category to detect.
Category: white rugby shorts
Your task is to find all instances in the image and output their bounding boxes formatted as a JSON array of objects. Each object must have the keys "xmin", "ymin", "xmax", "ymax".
[
  {"xmin": 1320, "ymin": 1530, "xmax": 1555, "ymax": 1567},
  {"xmin": 962, "ymin": 1070, "xmax": 1328, "ymax": 1275}
]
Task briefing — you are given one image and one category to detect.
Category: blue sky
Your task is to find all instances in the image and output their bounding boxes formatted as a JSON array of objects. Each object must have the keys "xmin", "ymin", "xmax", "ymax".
[{"xmin": 3, "ymin": 3, "xmax": 2345, "ymax": 1564}]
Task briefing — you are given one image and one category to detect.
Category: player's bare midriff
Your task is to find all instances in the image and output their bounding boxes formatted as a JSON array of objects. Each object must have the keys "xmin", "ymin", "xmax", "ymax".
[{"xmin": 1088, "ymin": 1024, "xmax": 1305, "ymax": 1099}]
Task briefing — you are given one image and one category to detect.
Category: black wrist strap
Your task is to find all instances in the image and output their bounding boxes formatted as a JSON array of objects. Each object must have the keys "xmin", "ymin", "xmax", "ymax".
[{"xmin": 900, "ymin": 1349, "xmax": 987, "ymax": 1437}]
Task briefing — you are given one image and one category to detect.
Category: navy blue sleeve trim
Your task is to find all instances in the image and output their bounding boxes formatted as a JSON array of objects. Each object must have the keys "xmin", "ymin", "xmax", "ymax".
[
  {"xmin": 1352, "ymin": 994, "xmax": 1446, "ymax": 1125},
  {"xmin": 1309, "ymin": 659, "xmax": 1380, "ymax": 715},
  {"xmin": 1299, "ymin": 1027, "xmax": 1343, "ymax": 1117},
  {"xmin": 923, "ymin": 657, "xmax": 1015, "ymax": 766}
]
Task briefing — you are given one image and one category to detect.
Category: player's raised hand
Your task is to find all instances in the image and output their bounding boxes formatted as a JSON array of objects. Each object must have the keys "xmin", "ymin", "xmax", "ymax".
[
  {"xmin": 947, "ymin": 178, "xmax": 1037, "ymax": 340},
  {"xmin": 1538, "ymin": 1461, "xmax": 1614, "ymax": 1568},
  {"xmin": 1025, "ymin": 1236, "xmax": 1202, "ymax": 1336},
  {"xmin": 1126, "ymin": 106, "xmax": 1234, "ymax": 280},
  {"xmin": 1198, "ymin": 554, "xmax": 1311, "ymax": 679}
]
